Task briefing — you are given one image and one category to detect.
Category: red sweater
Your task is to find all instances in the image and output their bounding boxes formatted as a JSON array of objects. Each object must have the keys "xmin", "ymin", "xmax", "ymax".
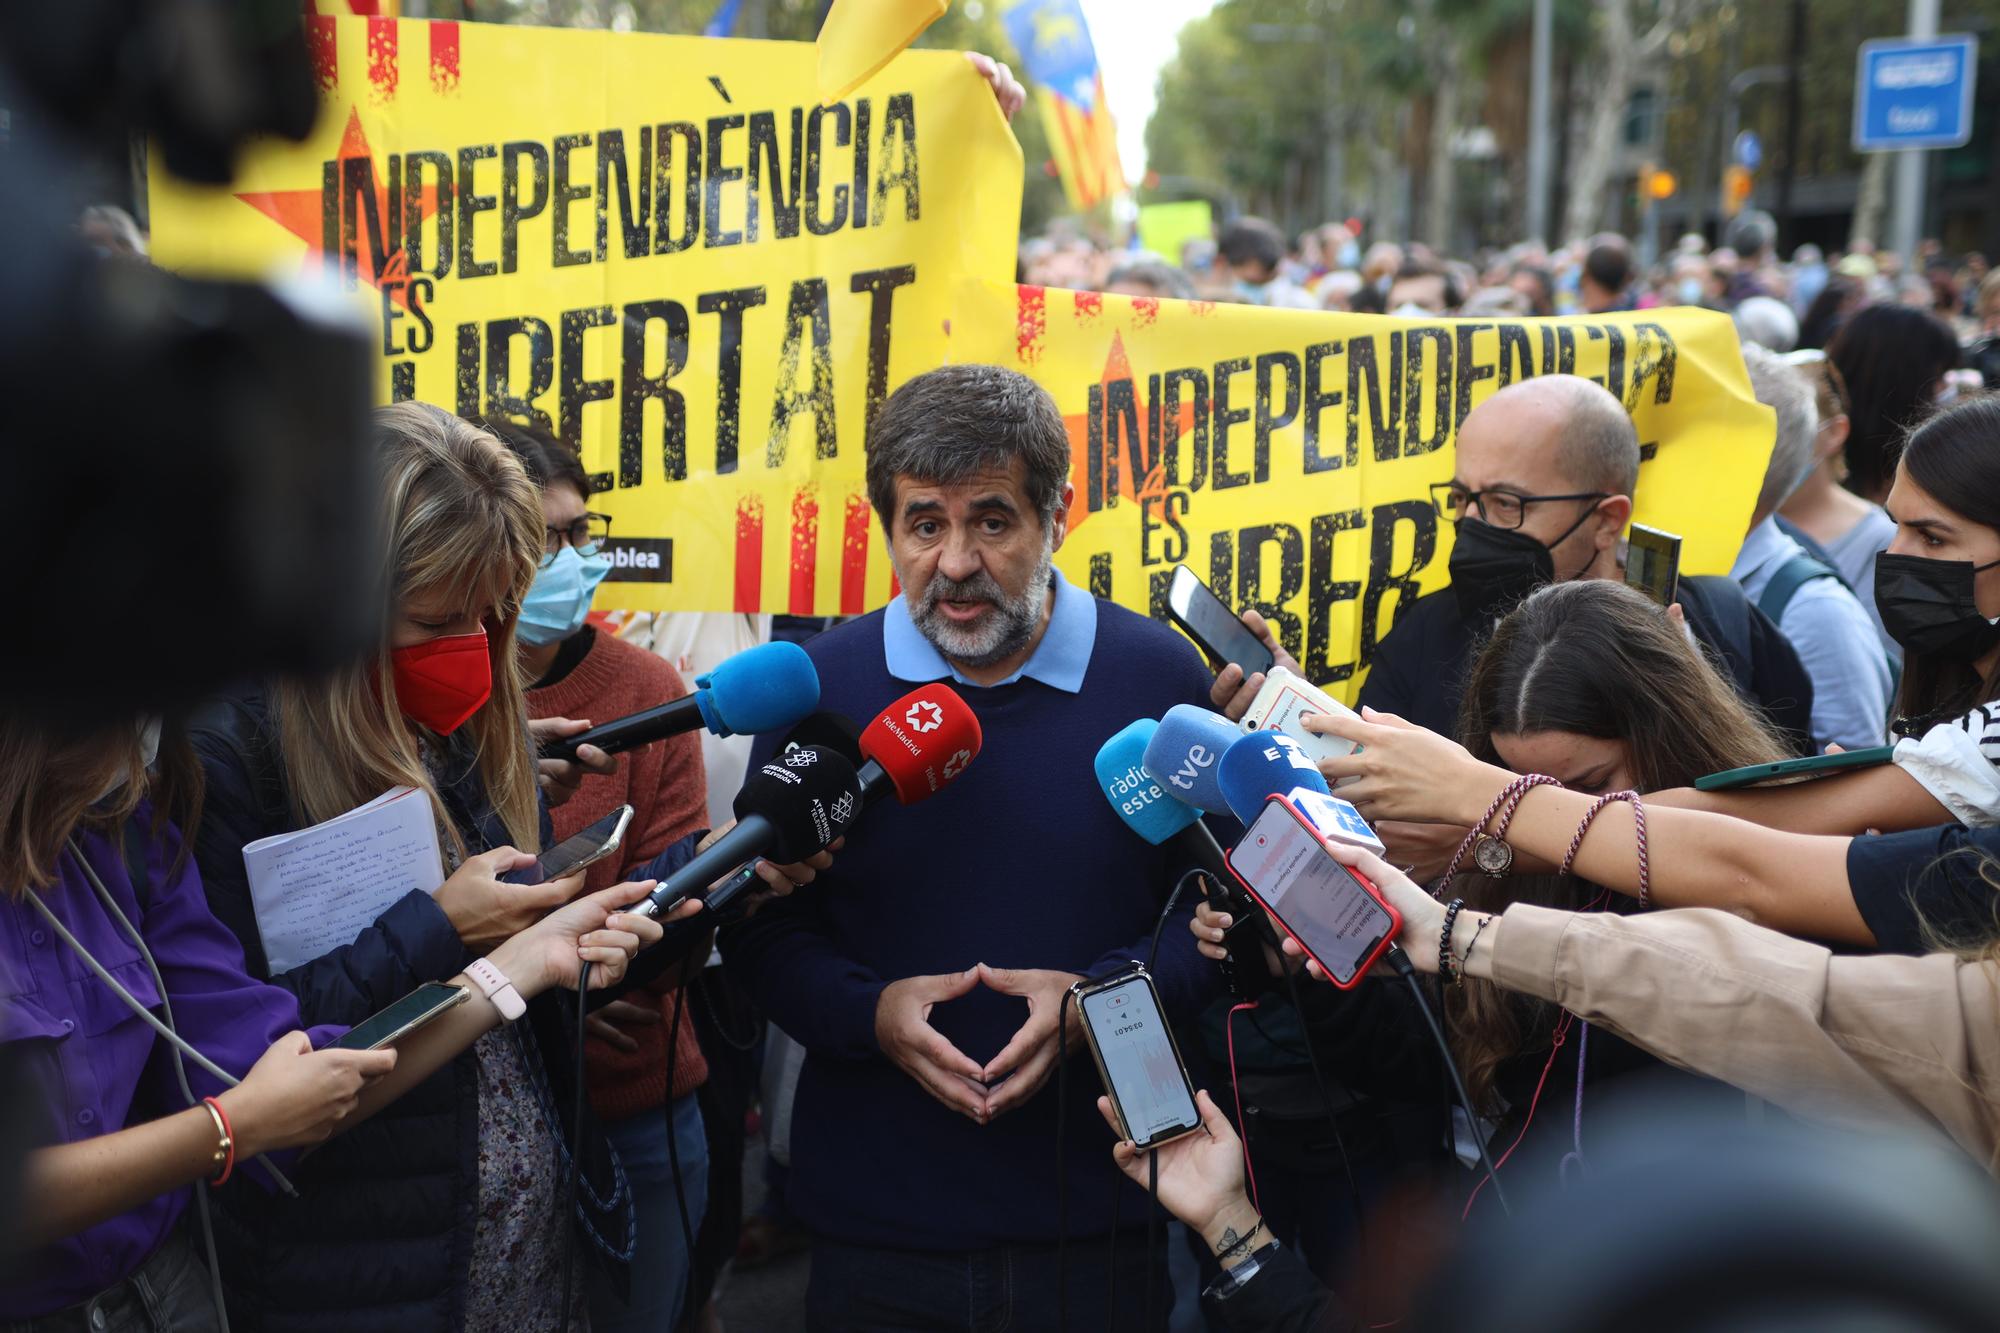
[{"xmin": 526, "ymin": 629, "xmax": 711, "ymax": 1119}]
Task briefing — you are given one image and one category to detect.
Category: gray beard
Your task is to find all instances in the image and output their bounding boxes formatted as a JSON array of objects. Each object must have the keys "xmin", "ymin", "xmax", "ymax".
[{"xmin": 910, "ymin": 544, "xmax": 1055, "ymax": 669}]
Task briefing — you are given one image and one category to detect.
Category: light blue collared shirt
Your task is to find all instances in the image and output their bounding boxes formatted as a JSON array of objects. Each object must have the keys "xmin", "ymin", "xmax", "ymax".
[
  {"xmin": 882, "ymin": 567, "xmax": 1098, "ymax": 693},
  {"xmin": 1731, "ymin": 515, "xmax": 1894, "ymax": 750}
]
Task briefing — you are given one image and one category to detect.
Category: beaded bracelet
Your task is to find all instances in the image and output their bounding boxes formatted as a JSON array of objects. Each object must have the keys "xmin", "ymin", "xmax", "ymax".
[
  {"xmin": 1438, "ymin": 898, "xmax": 1467, "ymax": 986},
  {"xmin": 1559, "ymin": 790, "xmax": 1652, "ymax": 908}
]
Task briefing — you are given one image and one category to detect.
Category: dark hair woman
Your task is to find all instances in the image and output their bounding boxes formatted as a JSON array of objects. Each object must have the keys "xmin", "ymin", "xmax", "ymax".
[
  {"xmin": 1826, "ymin": 304, "xmax": 1961, "ymax": 503},
  {"xmin": 1446, "ymin": 579, "xmax": 1788, "ymax": 1110}
]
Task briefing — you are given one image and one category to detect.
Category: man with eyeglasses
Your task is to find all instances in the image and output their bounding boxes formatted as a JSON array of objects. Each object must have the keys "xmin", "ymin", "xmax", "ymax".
[{"xmin": 1349, "ymin": 375, "xmax": 1815, "ymax": 873}]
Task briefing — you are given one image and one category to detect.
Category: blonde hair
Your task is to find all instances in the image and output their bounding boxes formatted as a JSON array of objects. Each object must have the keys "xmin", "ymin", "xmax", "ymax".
[{"xmin": 271, "ymin": 403, "xmax": 543, "ymax": 857}]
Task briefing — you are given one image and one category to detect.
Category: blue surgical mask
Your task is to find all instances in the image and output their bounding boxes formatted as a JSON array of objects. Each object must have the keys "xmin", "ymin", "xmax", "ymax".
[
  {"xmin": 519, "ymin": 545, "xmax": 611, "ymax": 646},
  {"xmin": 1676, "ymin": 278, "xmax": 1703, "ymax": 305},
  {"xmin": 1336, "ymin": 240, "xmax": 1360, "ymax": 268}
]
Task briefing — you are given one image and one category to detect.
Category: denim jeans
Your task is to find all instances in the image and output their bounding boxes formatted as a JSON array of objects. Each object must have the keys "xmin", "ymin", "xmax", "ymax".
[
  {"xmin": 7, "ymin": 1228, "xmax": 218, "ymax": 1333},
  {"xmin": 805, "ymin": 1232, "xmax": 1172, "ymax": 1333},
  {"xmin": 589, "ymin": 1093, "xmax": 710, "ymax": 1333}
]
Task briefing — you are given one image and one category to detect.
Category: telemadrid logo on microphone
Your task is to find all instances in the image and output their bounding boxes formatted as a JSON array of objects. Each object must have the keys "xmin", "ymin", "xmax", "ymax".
[{"xmin": 906, "ymin": 700, "xmax": 944, "ymax": 733}]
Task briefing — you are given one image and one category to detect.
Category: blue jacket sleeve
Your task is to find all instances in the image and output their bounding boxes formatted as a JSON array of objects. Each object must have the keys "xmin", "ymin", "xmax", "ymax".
[
  {"xmin": 719, "ymin": 885, "xmax": 890, "ymax": 1061},
  {"xmin": 189, "ymin": 726, "xmax": 469, "ymax": 1026}
]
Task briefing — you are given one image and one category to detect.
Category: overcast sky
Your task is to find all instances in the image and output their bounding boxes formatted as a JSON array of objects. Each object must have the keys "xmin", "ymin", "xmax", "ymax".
[{"xmin": 1077, "ymin": 0, "xmax": 1220, "ymax": 181}]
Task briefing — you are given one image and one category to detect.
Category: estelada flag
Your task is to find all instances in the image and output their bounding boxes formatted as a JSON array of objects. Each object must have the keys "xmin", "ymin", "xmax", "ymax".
[{"xmin": 1001, "ymin": 0, "xmax": 1125, "ymax": 210}]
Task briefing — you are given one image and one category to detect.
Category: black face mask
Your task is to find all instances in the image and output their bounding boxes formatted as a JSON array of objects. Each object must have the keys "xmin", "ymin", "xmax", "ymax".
[
  {"xmin": 1874, "ymin": 552, "xmax": 2000, "ymax": 658},
  {"xmin": 1448, "ymin": 508, "xmax": 1599, "ymax": 622}
]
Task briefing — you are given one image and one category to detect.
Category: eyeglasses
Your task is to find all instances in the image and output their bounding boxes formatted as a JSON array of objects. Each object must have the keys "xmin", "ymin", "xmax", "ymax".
[
  {"xmin": 541, "ymin": 512, "xmax": 611, "ymax": 567},
  {"xmin": 1429, "ymin": 482, "xmax": 1608, "ymax": 530}
]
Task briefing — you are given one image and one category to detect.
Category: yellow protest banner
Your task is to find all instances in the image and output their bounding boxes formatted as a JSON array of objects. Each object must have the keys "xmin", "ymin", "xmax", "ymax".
[
  {"xmin": 149, "ymin": 16, "xmax": 1020, "ymax": 615},
  {"xmin": 949, "ymin": 279, "xmax": 1773, "ymax": 701}
]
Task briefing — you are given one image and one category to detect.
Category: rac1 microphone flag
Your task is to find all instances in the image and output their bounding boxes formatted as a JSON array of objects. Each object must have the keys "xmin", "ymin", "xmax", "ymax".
[
  {"xmin": 543, "ymin": 640, "xmax": 820, "ymax": 761},
  {"xmin": 1143, "ymin": 705, "xmax": 1240, "ymax": 814},
  {"xmin": 1217, "ymin": 730, "xmax": 1330, "ymax": 826},
  {"xmin": 636, "ymin": 744, "xmax": 863, "ymax": 919},
  {"xmin": 858, "ymin": 684, "xmax": 983, "ymax": 803}
]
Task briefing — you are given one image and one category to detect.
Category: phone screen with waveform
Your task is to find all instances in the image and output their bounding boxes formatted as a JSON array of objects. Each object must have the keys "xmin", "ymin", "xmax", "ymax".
[{"xmin": 1082, "ymin": 976, "xmax": 1199, "ymax": 1143}]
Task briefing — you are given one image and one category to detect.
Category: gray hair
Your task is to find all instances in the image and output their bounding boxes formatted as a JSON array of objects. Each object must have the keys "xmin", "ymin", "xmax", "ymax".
[
  {"xmin": 1105, "ymin": 261, "xmax": 1197, "ymax": 300},
  {"xmin": 1740, "ymin": 343, "xmax": 1819, "ymax": 518},
  {"xmin": 865, "ymin": 364, "xmax": 1071, "ymax": 533},
  {"xmin": 1733, "ymin": 296, "xmax": 1799, "ymax": 353}
]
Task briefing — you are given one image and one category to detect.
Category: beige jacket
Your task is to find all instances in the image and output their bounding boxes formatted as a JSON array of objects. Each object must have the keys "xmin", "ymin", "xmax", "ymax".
[{"xmin": 1484, "ymin": 904, "xmax": 2000, "ymax": 1170}]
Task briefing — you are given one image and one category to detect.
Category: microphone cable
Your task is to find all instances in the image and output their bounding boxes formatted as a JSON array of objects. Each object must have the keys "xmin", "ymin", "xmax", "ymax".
[
  {"xmin": 1279, "ymin": 960, "xmax": 1374, "ymax": 1319},
  {"xmin": 1384, "ymin": 947, "xmax": 1510, "ymax": 1218},
  {"xmin": 662, "ymin": 980, "xmax": 698, "ymax": 1331}
]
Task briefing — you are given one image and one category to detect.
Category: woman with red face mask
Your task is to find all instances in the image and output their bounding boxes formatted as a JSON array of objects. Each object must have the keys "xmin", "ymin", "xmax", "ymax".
[{"xmin": 183, "ymin": 404, "xmax": 702, "ymax": 1332}]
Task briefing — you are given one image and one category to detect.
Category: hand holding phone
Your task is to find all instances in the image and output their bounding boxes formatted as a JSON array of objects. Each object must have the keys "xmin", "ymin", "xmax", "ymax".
[
  {"xmin": 1167, "ymin": 565, "xmax": 1275, "ymax": 679},
  {"xmin": 1625, "ymin": 524, "xmax": 1683, "ymax": 607},
  {"xmin": 501, "ymin": 805, "xmax": 634, "ymax": 886},
  {"xmin": 1073, "ymin": 967, "xmax": 1202, "ymax": 1151},
  {"xmin": 1225, "ymin": 795, "xmax": 1402, "ymax": 988},
  {"xmin": 334, "ymin": 981, "xmax": 469, "ymax": 1050}
]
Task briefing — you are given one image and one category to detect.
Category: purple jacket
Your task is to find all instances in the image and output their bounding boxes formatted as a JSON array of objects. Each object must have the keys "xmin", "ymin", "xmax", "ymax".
[{"xmin": 0, "ymin": 804, "xmax": 337, "ymax": 1318}]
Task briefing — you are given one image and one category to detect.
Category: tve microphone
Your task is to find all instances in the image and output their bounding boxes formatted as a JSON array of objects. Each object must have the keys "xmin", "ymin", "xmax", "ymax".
[
  {"xmin": 543, "ymin": 640, "xmax": 820, "ymax": 761},
  {"xmin": 1143, "ymin": 704, "xmax": 1241, "ymax": 814},
  {"xmin": 635, "ymin": 744, "xmax": 863, "ymax": 919},
  {"xmin": 1216, "ymin": 730, "xmax": 1330, "ymax": 825}
]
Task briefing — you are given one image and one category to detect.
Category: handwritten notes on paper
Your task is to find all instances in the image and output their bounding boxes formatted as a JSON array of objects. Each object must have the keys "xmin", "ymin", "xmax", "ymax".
[{"xmin": 241, "ymin": 787, "xmax": 445, "ymax": 974}]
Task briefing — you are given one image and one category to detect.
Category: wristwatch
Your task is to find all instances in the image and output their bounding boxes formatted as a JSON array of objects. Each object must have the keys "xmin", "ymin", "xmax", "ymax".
[
  {"xmin": 465, "ymin": 958, "xmax": 526, "ymax": 1023},
  {"xmin": 1471, "ymin": 833, "xmax": 1514, "ymax": 877}
]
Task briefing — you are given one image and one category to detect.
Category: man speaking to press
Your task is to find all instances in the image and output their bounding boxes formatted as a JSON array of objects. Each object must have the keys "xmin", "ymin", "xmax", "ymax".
[{"xmin": 723, "ymin": 365, "xmax": 1220, "ymax": 1330}]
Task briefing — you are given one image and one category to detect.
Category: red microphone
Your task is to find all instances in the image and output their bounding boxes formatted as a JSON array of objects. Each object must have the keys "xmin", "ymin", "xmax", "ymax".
[
  {"xmin": 640, "ymin": 685, "xmax": 983, "ymax": 919},
  {"xmin": 856, "ymin": 684, "xmax": 984, "ymax": 804}
]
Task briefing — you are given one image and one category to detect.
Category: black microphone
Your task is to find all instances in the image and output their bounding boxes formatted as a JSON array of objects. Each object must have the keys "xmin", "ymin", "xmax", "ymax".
[{"xmin": 634, "ymin": 744, "xmax": 863, "ymax": 920}]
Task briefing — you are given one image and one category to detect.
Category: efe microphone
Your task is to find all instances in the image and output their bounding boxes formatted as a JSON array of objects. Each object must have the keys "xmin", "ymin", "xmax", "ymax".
[
  {"xmin": 1216, "ymin": 729, "xmax": 1330, "ymax": 825},
  {"xmin": 542, "ymin": 640, "xmax": 819, "ymax": 762}
]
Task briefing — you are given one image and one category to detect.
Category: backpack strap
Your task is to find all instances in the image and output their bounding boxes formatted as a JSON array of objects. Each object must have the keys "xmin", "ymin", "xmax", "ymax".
[{"xmin": 1757, "ymin": 554, "xmax": 1842, "ymax": 626}]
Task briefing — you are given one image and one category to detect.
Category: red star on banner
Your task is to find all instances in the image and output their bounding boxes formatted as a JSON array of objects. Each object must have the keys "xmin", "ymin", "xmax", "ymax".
[
  {"xmin": 235, "ymin": 107, "xmax": 441, "ymax": 308},
  {"xmin": 1061, "ymin": 331, "xmax": 1199, "ymax": 536}
]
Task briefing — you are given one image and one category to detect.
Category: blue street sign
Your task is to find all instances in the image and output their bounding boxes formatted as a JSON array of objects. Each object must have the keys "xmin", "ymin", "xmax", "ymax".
[
  {"xmin": 1734, "ymin": 130, "xmax": 1762, "ymax": 170},
  {"xmin": 1855, "ymin": 34, "xmax": 1979, "ymax": 151}
]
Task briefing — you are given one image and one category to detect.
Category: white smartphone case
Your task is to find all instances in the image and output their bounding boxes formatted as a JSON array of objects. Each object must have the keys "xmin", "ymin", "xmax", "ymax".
[{"xmin": 1240, "ymin": 666, "xmax": 1362, "ymax": 778}]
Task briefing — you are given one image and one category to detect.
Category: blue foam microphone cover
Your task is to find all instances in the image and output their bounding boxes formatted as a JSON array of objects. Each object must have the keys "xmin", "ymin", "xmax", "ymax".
[
  {"xmin": 1143, "ymin": 705, "xmax": 1241, "ymax": 814},
  {"xmin": 695, "ymin": 640, "xmax": 821, "ymax": 737},
  {"xmin": 1094, "ymin": 719, "xmax": 1201, "ymax": 845},
  {"xmin": 1217, "ymin": 730, "xmax": 1330, "ymax": 825}
]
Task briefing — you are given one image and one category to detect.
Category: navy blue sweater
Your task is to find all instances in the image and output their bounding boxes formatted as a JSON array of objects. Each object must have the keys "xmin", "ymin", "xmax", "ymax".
[{"xmin": 722, "ymin": 599, "xmax": 1222, "ymax": 1250}]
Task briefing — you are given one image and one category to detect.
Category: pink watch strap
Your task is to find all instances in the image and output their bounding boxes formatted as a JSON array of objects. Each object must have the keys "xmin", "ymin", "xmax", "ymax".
[{"xmin": 465, "ymin": 958, "xmax": 526, "ymax": 1022}]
